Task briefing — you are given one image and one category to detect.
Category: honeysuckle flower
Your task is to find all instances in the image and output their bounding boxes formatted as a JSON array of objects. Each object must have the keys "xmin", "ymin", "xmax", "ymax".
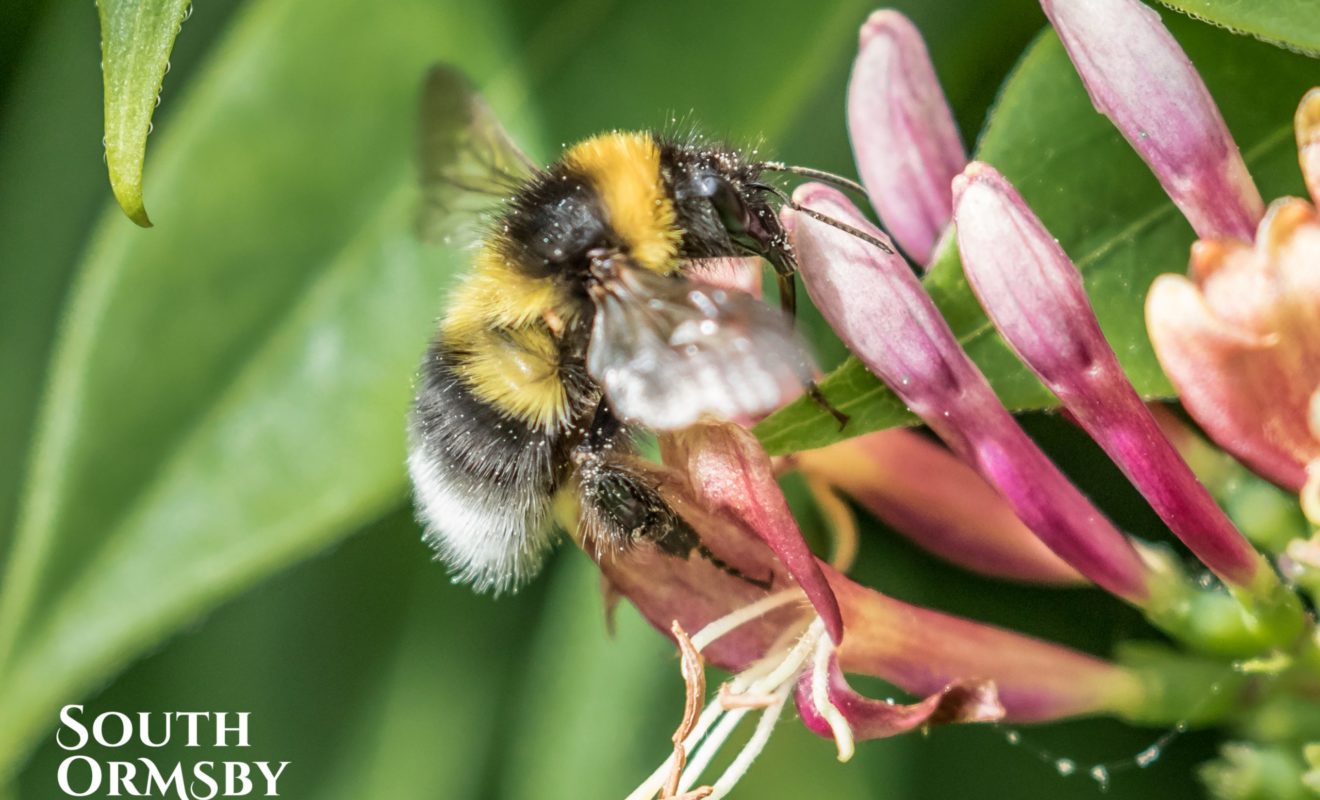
[
  {"xmin": 952, "ymin": 162, "xmax": 1297, "ymax": 623},
  {"xmin": 789, "ymin": 430, "xmax": 1083, "ymax": 584},
  {"xmin": 788, "ymin": 185, "xmax": 1154, "ymax": 599},
  {"xmin": 1040, "ymin": 0, "xmax": 1264, "ymax": 241},
  {"xmin": 569, "ymin": 421, "xmax": 1206, "ymax": 799},
  {"xmin": 1044, "ymin": 0, "xmax": 1319, "ymax": 515},
  {"xmin": 848, "ymin": 10, "xmax": 966, "ymax": 264},
  {"xmin": 1142, "ymin": 89, "xmax": 1320, "ymax": 505},
  {"xmin": 1147, "ymin": 196, "xmax": 1320, "ymax": 494},
  {"xmin": 789, "ymin": 183, "xmax": 1306, "ymax": 653}
]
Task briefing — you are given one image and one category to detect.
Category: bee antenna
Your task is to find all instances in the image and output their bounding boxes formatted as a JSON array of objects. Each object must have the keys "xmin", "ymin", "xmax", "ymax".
[
  {"xmin": 747, "ymin": 180, "xmax": 895, "ymax": 256},
  {"xmin": 786, "ymin": 201, "xmax": 894, "ymax": 255},
  {"xmin": 756, "ymin": 161, "xmax": 868, "ymax": 197}
]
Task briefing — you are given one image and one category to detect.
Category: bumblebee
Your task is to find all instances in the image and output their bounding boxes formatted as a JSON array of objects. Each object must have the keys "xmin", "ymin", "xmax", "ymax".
[{"xmin": 407, "ymin": 67, "xmax": 876, "ymax": 592}]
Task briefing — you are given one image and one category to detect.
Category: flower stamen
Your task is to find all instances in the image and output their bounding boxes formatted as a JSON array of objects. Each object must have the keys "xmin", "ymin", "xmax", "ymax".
[
  {"xmin": 804, "ymin": 474, "xmax": 860, "ymax": 572},
  {"xmin": 688, "ymin": 587, "xmax": 805, "ymax": 652},
  {"xmin": 632, "ymin": 597, "xmax": 836, "ymax": 800},
  {"xmin": 810, "ymin": 622, "xmax": 856, "ymax": 762}
]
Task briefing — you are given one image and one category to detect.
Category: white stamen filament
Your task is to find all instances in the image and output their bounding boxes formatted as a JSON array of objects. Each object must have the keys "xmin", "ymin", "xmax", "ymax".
[
  {"xmin": 677, "ymin": 707, "xmax": 752, "ymax": 793},
  {"xmin": 811, "ymin": 629, "xmax": 856, "ymax": 762},
  {"xmin": 707, "ymin": 690, "xmax": 792, "ymax": 799},
  {"xmin": 689, "ymin": 588, "xmax": 805, "ymax": 652},
  {"xmin": 631, "ymin": 597, "xmax": 854, "ymax": 799},
  {"xmin": 624, "ymin": 702, "xmax": 725, "ymax": 800}
]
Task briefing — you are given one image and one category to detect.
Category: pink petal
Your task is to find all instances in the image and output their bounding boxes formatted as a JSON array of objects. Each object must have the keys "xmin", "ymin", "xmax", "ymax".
[
  {"xmin": 788, "ymin": 184, "xmax": 1151, "ymax": 603},
  {"xmin": 848, "ymin": 10, "xmax": 966, "ymax": 265},
  {"xmin": 793, "ymin": 429, "xmax": 1083, "ymax": 584},
  {"xmin": 794, "ymin": 652, "xmax": 1003, "ymax": 740},
  {"xmin": 954, "ymin": 162, "xmax": 1268, "ymax": 590},
  {"xmin": 1041, "ymin": 0, "xmax": 1264, "ymax": 242},
  {"xmin": 1298, "ymin": 88, "xmax": 1320, "ymax": 207},
  {"xmin": 662, "ymin": 423, "xmax": 844, "ymax": 642}
]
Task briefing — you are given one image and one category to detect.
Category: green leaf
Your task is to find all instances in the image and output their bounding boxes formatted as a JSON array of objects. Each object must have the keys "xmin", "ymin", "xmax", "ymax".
[
  {"xmin": 756, "ymin": 14, "xmax": 1317, "ymax": 455},
  {"xmin": 1155, "ymin": 0, "xmax": 1320, "ymax": 58},
  {"xmin": 96, "ymin": 0, "xmax": 193, "ymax": 226},
  {"xmin": 0, "ymin": 2, "xmax": 106, "ymax": 570}
]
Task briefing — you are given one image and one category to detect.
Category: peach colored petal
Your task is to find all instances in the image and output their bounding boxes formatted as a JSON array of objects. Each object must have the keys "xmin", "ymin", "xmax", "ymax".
[
  {"xmin": 1298, "ymin": 88, "xmax": 1320, "ymax": 206},
  {"xmin": 1147, "ymin": 273, "xmax": 1314, "ymax": 490}
]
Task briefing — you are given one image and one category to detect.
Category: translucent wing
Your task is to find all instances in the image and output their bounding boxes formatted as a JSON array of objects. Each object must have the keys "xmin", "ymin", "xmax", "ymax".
[
  {"xmin": 416, "ymin": 65, "xmax": 540, "ymax": 247},
  {"xmin": 587, "ymin": 264, "xmax": 815, "ymax": 430}
]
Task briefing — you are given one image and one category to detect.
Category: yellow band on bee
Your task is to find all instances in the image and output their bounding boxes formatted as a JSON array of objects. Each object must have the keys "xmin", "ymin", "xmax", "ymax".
[{"xmin": 563, "ymin": 132, "xmax": 682, "ymax": 273}]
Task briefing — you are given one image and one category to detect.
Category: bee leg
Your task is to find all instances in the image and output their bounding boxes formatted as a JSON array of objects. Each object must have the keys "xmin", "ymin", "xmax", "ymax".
[
  {"xmin": 582, "ymin": 396, "xmax": 622, "ymax": 452},
  {"xmin": 577, "ymin": 455, "xmax": 773, "ymax": 590},
  {"xmin": 774, "ymin": 271, "xmax": 797, "ymax": 319},
  {"xmin": 806, "ymin": 382, "xmax": 849, "ymax": 430}
]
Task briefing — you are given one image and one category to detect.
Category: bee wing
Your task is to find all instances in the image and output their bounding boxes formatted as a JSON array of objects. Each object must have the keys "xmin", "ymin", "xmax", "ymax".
[
  {"xmin": 587, "ymin": 265, "xmax": 815, "ymax": 430},
  {"xmin": 416, "ymin": 65, "xmax": 540, "ymax": 248}
]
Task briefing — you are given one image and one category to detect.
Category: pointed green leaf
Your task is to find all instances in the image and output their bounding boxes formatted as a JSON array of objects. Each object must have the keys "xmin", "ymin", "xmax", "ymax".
[
  {"xmin": 756, "ymin": 15, "xmax": 1318, "ymax": 455},
  {"xmin": 96, "ymin": 0, "xmax": 193, "ymax": 226}
]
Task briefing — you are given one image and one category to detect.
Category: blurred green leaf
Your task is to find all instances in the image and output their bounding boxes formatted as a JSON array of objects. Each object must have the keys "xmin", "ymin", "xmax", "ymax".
[
  {"xmin": 1155, "ymin": 0, "xmax": 1320, "ymax": 58},
  {"xmin": 0, "ymin": 0, "xmax": 534, "ymax": 778},
  {"xmin": 0, "ymin": 3, "xmax": 106, "ymax": 570},
  {"xmin": 756, "ymin": 15, "xmax": 1318, "ymax": 455},
  {"xmin": 96, "ymin": 0, "xmax": 192, "ymax": 226},
  {"xmin": 500, "ymin": 553, "xmax": 676, "ymax": 800}
]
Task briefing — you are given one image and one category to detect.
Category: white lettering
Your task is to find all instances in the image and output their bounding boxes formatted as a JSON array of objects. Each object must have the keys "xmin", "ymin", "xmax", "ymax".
[
  {"xmin": 107, "ymin": 761, "xmax": 143, "ymax": 796},
  {"xmin": 93, "ymin": 711, "xmax": 133, "ymax": 748},
  {"xmin": 190, "ymin": 762, "xmax": 218, "ymax": 800},
  {"xmin": 58, "ymin": 755, "xmax": 101, "ymax": 797},
  {"xmin": 225, "ymin": 761, "xmax": 253, "ymax": 796},
  {"xmin": 57, "ymin": 705, "xmax": 89, "ymax": 751},
  {"xmin": 255, "ymin": 762, "xmax": 290, "ymax": 796},
  {"xmin": 214, "ymin": 712, "xmax": 249, "ymax": 747},
  {"xmin": 176, "ymin": 712, "xmax": 210, "ymax": 747},
  {"xmin": 138, "ymin": 711, "xmax": 172, "ymax": 748},
  {"xmin": 139, "ymin": 759, "xmax": 189, "ymax": 800}
]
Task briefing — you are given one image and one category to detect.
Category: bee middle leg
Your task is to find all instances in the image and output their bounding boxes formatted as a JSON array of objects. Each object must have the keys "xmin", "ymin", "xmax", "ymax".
[
  {"xmin": 766, "ymin": 254, "xmax": 849, "ymax": 430},
  {"xmin": 574, "ymin": 417, "xmax": 772, "ymax": 590}
]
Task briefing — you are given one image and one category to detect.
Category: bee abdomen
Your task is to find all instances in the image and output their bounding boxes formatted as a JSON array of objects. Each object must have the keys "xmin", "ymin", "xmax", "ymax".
[{"xmin": 407, "ymin": 340, "xmax": 573, "ymax": 593}]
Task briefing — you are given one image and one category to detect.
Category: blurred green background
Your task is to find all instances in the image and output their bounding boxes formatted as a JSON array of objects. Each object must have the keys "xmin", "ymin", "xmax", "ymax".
[{"xmin": 4, "ymin": 0, "xmax": 1308, "ymax": 796}]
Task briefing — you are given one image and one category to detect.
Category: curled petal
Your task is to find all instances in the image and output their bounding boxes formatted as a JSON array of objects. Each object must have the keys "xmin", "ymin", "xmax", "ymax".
[
  {"xmin": 794, "ymin": 652, "xmax": 1003, "ymax": 741},
  {"xmin": 789, "ymin": 184, "xmax": 1151, "ymax": 603},
  {"xmin": 1299, "ymin": 88, "xmax": 1320, "ymax": 206},
  {"xmin": 824, "ymin": 566, "xmax": 1145, "ymax": 722},
  {"xmin": 954, "ymin": 162, "xmax": 1268, "ymax": 591},
  {"xmin": 1147, "ymin": 201, "xmax": 1320, "ymax": 492},
  {"xmin": 792, "ymin": 429, "xmax": 1083, "ymax": 584},
  {"xmin": 1041, "ymin": 0, "xmax": 1264, "ymax": 241},
  {"xmin": 662, "ymin": 422, "xmax": 844, "ymax": 642},
  {"xmin": 848, "ymin": 11, "xmax": 966, "ymax": 264}
]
